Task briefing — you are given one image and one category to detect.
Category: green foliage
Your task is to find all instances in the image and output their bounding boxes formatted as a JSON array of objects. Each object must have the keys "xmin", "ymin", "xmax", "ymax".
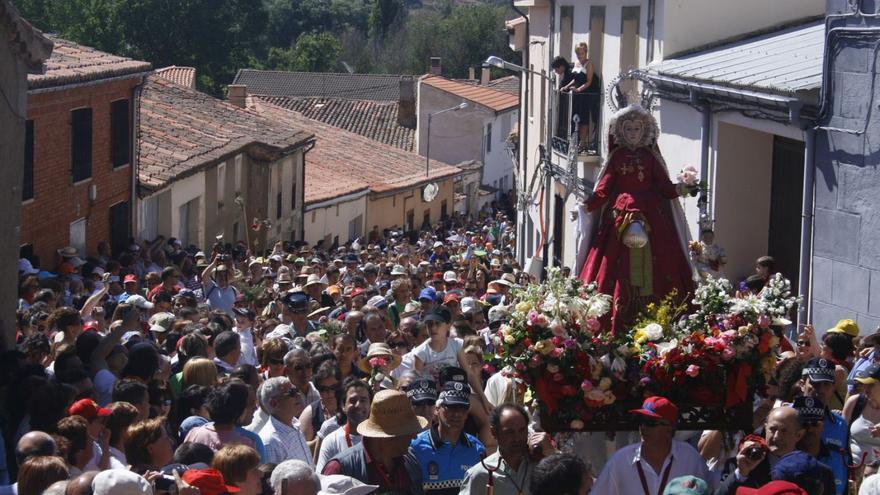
[{"xmin": 13, "ymin": 0, "xmax": 516, "ymax": 93}]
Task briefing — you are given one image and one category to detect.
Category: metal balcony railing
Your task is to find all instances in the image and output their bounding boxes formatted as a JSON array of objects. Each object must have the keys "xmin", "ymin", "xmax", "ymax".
[{"xmin": 550, "ymin": 88, "xmax": 602, "ymax": 157}]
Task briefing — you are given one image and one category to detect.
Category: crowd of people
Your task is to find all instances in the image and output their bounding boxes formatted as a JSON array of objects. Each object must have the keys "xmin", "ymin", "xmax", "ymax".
[{"xmin": 6, "ymin": 208, "xmax": 880, "ymax": 495}]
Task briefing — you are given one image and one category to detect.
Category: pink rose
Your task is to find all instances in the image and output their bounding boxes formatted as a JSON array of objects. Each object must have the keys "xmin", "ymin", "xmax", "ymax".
[
  {"xmin": 686, "ymin": 364, "xmax": 700, "ymax": 377},
  {"xmin": 586, "ymin": 318, "xmax": 601, "ymax": 332},
  {"xmin": 551, "ymin": 336, "xmax": 564, "ymax": 346},
  {"xmin": 551, "ymin": 324, "xmax": 567, "ymax": 338},
  {"xmin": 550, "ymin": 347, "xmax": 564, "ymax": 358},
  {"xmin": 534, "ymin": 313, "xmax": 549, "ymax": 327},
  {"xmin": 527, "ymin": 310, "xmax": 539, "ymax": 324},
  {"xmin": 580, "ymin": 379, "xmax": 593, "ymax": 392},
  {"xmin": 721, "ymin": 347, "xmax": 736, "ymax": 361},
  {"xmin": 368, "ymin": 357, "xmax": 388, "ymax": 368}
]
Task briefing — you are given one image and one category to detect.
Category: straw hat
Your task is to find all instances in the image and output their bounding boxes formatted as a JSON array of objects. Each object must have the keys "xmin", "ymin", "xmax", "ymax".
[
  {"xmin": 276, "ymin": 271, "xmax": 294, "ymax": 285},
  {"xmin": 304, "ymin": 274, "xmax": 326, "ymax": 288},
  {"xmin": 356, "ymin": 389, "xmax": 429, "ymax": 438},
  {"xmin": 357, "ymin": 342, "xmax": 402, "ymax": 373}
]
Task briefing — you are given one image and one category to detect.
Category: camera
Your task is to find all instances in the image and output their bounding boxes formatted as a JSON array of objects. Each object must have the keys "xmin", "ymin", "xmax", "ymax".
[
  {"xmin": 154, "ymin": 475, "xmax": 177, "ymax": 494},
  {"xmin": 744, "ymin": 446, "xmax": 765, "ymax": 461}
]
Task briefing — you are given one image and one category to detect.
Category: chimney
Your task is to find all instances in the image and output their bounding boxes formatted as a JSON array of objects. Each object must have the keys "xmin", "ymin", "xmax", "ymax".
[
  {"xmin": 430, "ymin": 57, "xmax": 442, "ymax": 76},
  {"xmin": 468, "ymin": 67, "xmax": 475, "ymax": 80},
  {"xmin": 227, "ymin": 84, "xmax": 247, "ymax": 108},
  {"xmin": 397, "ymin": 77, "xmax": 416, "ymax": 129},
  {"xmin": 480, "ymin": 68, "xmax": 491, "ymax": 86}
]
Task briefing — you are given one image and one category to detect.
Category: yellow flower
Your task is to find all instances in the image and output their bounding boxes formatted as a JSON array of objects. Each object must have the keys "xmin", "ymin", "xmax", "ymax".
[
  {"xmin": 738, "ymin": 325, "xmax": 750, "ymax": 336},
  {"xmin": 515, "ymin": 301, "xmax": 533, "ymax": 313},
  {"xmin": 634, "ymin": 328, "xmax": 648, "ymax": 344},
  {"xmin": 534, "ymin": 339, "xmax": 554, "ymax": 355},
  {"xmin": 504, "ymin": 334, "xmax": 516, "ymax": 345}
]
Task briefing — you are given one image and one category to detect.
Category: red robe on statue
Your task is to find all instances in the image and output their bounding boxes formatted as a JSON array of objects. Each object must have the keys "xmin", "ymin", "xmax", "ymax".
[{"xmin": 578, "ymin": 145, "xmax": 695, "ymax": 334}]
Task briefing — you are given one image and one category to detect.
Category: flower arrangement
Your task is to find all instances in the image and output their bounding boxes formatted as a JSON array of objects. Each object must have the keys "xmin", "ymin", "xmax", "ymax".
[
  {"xmin": 495, "ymin": 269, "xmax": 799, "ymax": 431},
  {"xmin": 677, "ymin": 165, "xmax": 699, "ymax": 186},
  {"xmin": 366, "ymin": 356, "xmax": 389, "ymax": 389}
]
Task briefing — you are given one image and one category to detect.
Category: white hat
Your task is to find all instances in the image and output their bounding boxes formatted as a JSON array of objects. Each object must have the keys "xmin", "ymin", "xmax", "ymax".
[
  {"xmin": 391, "ymin": 264, "xmax": 407, "ymax": 276},
  {"xmin": 59, "ymin": 246, "xmax": 78, "ymax": 258},
  {"xmin": 443, "ymin": 270, "xmax": 458, "ymax": 283},
  {"xmin": 125, "ymin": 295, "xmax": 154, "ymax": 310},
  {"xmin": 319, "ymin": 474, "xmax": 379, "ymax": 495},
  {"xmin": 194, "ymin": 251, "xmax": 206, "ymax": 259},
  {"xmin": 92, "ymin": 470, "xmax": 153, "ymax": 495},
  {"xmin": 491, "ymin": 272, "xmax": 516, "ymax": 287},
  {"xmin": 433, "ymin": 241, "xmax": 444, "ymax": 249},
  {"xmin": 18, "ymin": 258, "xmax": 38, "ymax": 276},
  {"xmin": 461, "ymin": 296, "xmax": 485, "ymax": 314},
  {"xmin": 91, "ymin": 266, "xmax": 106, "ymax": 277}
]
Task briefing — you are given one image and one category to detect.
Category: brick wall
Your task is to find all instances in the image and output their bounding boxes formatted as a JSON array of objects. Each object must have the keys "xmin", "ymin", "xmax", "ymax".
[
  {"xmin": 22, "ymin": 77, "xmax": 141, "ymax": 267},
  {"xmin": 811, "ymin": 4, "xmax": 880, "ymax": 333}
]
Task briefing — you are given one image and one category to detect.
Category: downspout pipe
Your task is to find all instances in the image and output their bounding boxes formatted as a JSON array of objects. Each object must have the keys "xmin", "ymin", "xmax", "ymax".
[
  {"xmin": 300, "ymin": 138, "xmax": 317, "ymax": 242},
  {"xmin": 511, "ymin": 0, "xmax": 529, "ymax": 265},
  {"xmin": 131, "ymin": 79, "xmax": 144, "ymax": 240},
  {"xmin": 797, "ymin": 126, "xmax": 815, "ymax": 329},
  {"xmin": 690, "ymin": 90, "xmax": 710, "ymax": 220},
  {"xmin": 543, "ymin": 0, "xmax": 556, "ymax": 275}
]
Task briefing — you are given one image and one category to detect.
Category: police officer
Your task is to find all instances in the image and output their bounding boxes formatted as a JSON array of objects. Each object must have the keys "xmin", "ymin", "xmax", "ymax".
[
  {"xmin": 800, "ymin": 357, "xmax": 850, "ymax": 495},
  {"xmin": 411, "ymin": 381, "xmax": 486, "ymax": 495}
]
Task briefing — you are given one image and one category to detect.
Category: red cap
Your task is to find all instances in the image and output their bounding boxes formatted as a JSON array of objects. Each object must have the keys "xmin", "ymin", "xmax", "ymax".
[
  {"xmin": 83, "ymin": 320, "xmax": 99, "ymax": 332},
  {"xmin": 181, "ymin": 469, "xmax": 241, "ymax": 495},
  {"xmin": 432, "ymin": 272, "xmax": 444, "ymax": 281},
  {"xmin": 123, "ymin": 274, "xmax": 137, "ymax": 284},
  {"xmin": 735, "ymin": 481, "xmax": 807, "ymax": 495},
  {"xmin": 68, "ymin": 399, "xmax": 111, "ymax": 420},
  {"xmin": 443, "ymin": 293, "xmax": 461, "ymax": 304},
  {"xmin": 629, "ymin": 396, "xmax": 678, "ymax": 425},
  {"xmin": 349, "ymin": 288, "xmax": 365, "ymax": 298}
]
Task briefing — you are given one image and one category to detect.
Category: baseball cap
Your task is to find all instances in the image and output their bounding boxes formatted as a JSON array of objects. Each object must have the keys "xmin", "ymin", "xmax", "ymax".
[
  {"xmin": 854, "ymin": 362, "xmax": 880, "ymax": 385},
  {"xmin": 802, "ymin": 357, "xmax": 835, "ymax": 383},
  {"xmin": 182, "ymin": 469, "xmax": 241, "ymax": 495},
  {"xmin": 367, "ymin": 295, "xmax": 389, "ymax": 309},
  {"xmin": 443, "ymin": 293, "xmax": 461, "ymax": 305},
  {"xmin": 424, "ymin": 306, "xmax": 452, "ymax": 325},
  {"xmin": 443, "ymin": 271, "xmax": 458, "ymax": 283},
  {"xmin": 418, "ymin": 287, "xmax": 437, "ymax": 302},
  {"xmin": 318, "ymin": 474, "xmax": 380, "ymax": 495},
  {"xmin": 68, "ymin": 398, "xmax": 111, "ymax": 420},
  {"xmin": 403, "ymin": 379, "xmax": 438, "ymax": 405},
  {"xmin": 283, "ymin": 291, "xmax": 311, "ymax": 312},
  {"xmin": 123, "ymin": 274, "xmax": 138, "ymax": 284},
  {"xmin": 148, "ymin": 312, "xmax": 175, "ymax": 333},
  {"xmin": 791, "ymin": 396, "xmax": 825, "ymax": 424},
  {"xmin": 662, "ymin": 475, "xmax": 708, "ymax": 495},
  {"xmin": 826, "ymin": 318, "xmax": 859, "ymax": 337},
  {"xmin": 433, "ymin": 241, "xmax": 444, "ymax": 248},
  {"xmin": 92, "ymin": 470, "xmax": 152, "ymax": 495},
  {"xmin": 735, "ymin": 481, "xmax": 807, "ymax": 495},
  {"xmin": 125, "ymin": 295, "xmax": 154, "ymax": 310},
  {"xmin": 770, "ymin": 451, "xmax": 826, "ymax": 487},
  {"xmin": 438, "ymin": 381, "xmax": 471, "ymax": 407},
  {"xmin": 629, "ymin": 396, "xmax": 678, "ymax": 425},
  {"xmin": 232, "ymin": 307, "xmax": 255, "ymax": 320}
]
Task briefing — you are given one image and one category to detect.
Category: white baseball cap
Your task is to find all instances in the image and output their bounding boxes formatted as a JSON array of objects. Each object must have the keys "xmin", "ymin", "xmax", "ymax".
[
  {"xmin": 92, "ymin": 470, "xmax": 153, "ymax": 495},
  {"xmin": 319, "ymin": 474, "xmax": 379, "ymax": 495},
  {"xmin": 443, "ymin": 271, "xmax": 458, "ymax": 283},
  {"xmin": 125, "ymin": 295, "xmax": 154, "ymax": 310}
]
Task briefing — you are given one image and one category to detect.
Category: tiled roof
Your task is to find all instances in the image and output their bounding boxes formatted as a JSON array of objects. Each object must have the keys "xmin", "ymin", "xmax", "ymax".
[
  {"xmin": 137, "ymin": 75, "xmax": 313, "ymax": 192},
  {"xmin": 248, "ymin": 97, "xmax": 461, "ymax": 205},
  {"xmin": 1, "ymin": 0, "xmax": 53, "ymax": 72},
  {"xmin": 233, "ymin": 69, "xmax": 407, "ymax": 102},
  {"xmin": 28, "ymin": 36, "xmax": 151, "ymax": 90},
  {"xmin": 255, "ymin": 96, "xmax": 414, "ymax": 151},
  {"xmin": 420, "ymin": 75, "xmax": 519, "ymax": 112},
  {"xmin": 487, "ymin": 76, "xmax": 520, "ymax": 96},
  {"xmin": 156, "ymin": 66, "xmax": 196, "ymax": 89}
]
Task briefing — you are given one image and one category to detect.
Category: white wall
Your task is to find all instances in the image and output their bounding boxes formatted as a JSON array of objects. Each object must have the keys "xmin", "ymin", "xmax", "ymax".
[
  {"xmin": 656, "ymin": 100, "xmax": 705, "ymax": 240},
  {"xmin": 482, "ymin": 110, "xmax": 518, "ymax": 195},
  {"xmin": 304, "ymin": 194, "xmax": 368, "ymax": 246},
  {"xmin": 163, "ymin": 172, "xmax": 205, "ymax": 246}
]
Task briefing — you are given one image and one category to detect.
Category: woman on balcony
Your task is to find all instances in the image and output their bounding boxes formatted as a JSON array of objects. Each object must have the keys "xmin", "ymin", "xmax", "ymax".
[{"xmin": 573, "ymin": 42, "xmax": 601, "ymax": 154}]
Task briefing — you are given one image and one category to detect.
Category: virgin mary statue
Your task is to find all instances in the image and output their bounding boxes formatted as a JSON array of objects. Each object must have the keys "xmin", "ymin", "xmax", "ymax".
[{"xmin": 578, "ymin": 104, "xmax": 697, "ymax": 334}]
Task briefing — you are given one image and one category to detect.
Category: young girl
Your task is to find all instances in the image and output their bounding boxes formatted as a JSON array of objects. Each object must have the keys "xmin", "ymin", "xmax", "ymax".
[{"xmin": 412, "ymin": 306, "xmax": 492, "ymax": 413}]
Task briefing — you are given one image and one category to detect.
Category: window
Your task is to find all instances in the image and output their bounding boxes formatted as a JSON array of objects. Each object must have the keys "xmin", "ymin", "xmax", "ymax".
[
  {"xmin": 23, "ymin": 120, "xmax": 34, "ymax": 201},
  {"xmin": 70, "ymin": 218, "xmax": 87, "ymax": 255},
  {"xmin": 291, "ymin": 177, "xmax": 297, "ymax": 211},
  {"xmin": 560, "ymin": 6, "xmax": 574, "ymax": 60},
  {"xmin": 234, "ymin": 154, "xmax": 243, "ymax": 192},
  {"xmin": 217, "ymin": 163, "xmax": 226, "ymax": 207},
  {"xmin": 110, "ymin": 100, "xmax": 130, "ymax": 168},
  {"xmin": 71, "ymin": 108, "xmax": 93, "ymax": 182},
  {"xmin": 485, "ymin": 123, "xmax": 493, "ymax": 153},
  {"xmin": 423, "ymin": 210, "xmax": 430, "ymax": 229},
  {"xmin": 441, "ymin": 200, "xmax": 448, "ymax": 220},
  {"xmin": 276, "ymin": 191, "xmax": 282, "ymax": 219}
]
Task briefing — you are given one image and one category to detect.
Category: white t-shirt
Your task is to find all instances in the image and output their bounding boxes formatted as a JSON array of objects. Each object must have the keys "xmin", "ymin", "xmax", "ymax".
[
  {"xmin": 316, "ymin": 424, "xmax": 361, "ymax": 472},
  {"xmin": 316, "ymin": 416, "xmax": 342, "ymax": 440},
  {"xmin": 413, "ymin": 337, "xmax": 463, "ymax": 382}
]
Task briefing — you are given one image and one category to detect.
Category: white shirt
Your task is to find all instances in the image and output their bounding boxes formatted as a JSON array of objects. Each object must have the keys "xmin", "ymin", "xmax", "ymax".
[
  {"xmin": 317, "ymin": 416, "xmax": 342, "ymax": 440},
  {"xmin": 299, "ymin": 382, "xmax": 321, "ymax": 406},
  {"xmin": 259, "ymin": 416, "xmax": 312, "ymax": 466},
  {"xmin": 316, "ymin": 424, "xmax": 361, "ymax": 472},
  {"xmin": 109, "ymin": 445, "xmax": 126, "ymax": 466},
  {"xmin": 592, "ymin": 439, "xmax": 714, "ymax": 495},
  {"xmin": 413, "ymin": 338, "xmax": 463, "ymax": 381},
  {"xmin": 236, "ymin": 327, "xmax": 258, "ymax": 366}
]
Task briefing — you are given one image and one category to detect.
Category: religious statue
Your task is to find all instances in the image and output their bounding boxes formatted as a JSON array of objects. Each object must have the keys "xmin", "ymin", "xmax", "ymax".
[
  {"xmin": 689, "ymin": 222, "xmax": 727, "ymax": 280},
  {"xmin": 577, "ymin": 104, "xmax": 697, "ymax": 334}
]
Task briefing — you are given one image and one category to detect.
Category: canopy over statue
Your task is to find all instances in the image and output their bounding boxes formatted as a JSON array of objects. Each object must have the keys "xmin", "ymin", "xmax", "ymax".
[{"xmin": 577, "ymin": 99, "xmax": 698, "ymax": 334}]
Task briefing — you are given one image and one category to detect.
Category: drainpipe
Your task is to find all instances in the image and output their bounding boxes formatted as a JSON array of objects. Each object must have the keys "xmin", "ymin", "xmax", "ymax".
[
  {"xmin": 543, "ymin": 0, "xmax": 556, "ymax": 274},
  {"xmin": 691, "ymin": 90, "xmax": 711, "ymax": 219},
  {"xmin": 130, "ymin": 80, "xmax": 143, "ymax": 241},
  {"xmin": 300, "ymin": 139, "xmax": 317, "ymax": 242},
  {"xmin": 511, "ymin": 0, "xmax": 529, "ymax": 265},
  {"xmin": 797, "ymin": 126, "xmax": 816, "ymax": 328}
]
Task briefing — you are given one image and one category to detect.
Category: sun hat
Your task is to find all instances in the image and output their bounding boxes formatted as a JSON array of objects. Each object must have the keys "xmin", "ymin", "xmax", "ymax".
[
  {"xmin": 487, "ymin": 306, "xmax": 510, "ymax": 329},
  {"xmin": 59, "ymin": 246, "xmax": 78, "ymax": 258},
  {"xmin": 276, "ymin": 271, "xmax": 294, "ymax": 285},
  {"xmin": 92, "ymin": 470, "xmax": 152, "ymax": 495},
  {"xmin": 125, "ymin": 295, "xmax": 154, "ymax": 310},
  {"xmin": 181, "ymin": 468, "xmax": 241, "ymax": 495},
  {"xmin": 662, "ymin": 475, "xmax": 709, "ymax": 495},
  {"xmin": 68, "ymin": 398, "xmax": 111, "ymax": 419},
  {"xmin": 304, "ymin": 274, "xmax": 327, "ymax": 288},
  {"xmin": 356, "ymin": 389, "xmax": 429, "ymax": 438},
  {"xmin": 391, "ymin": 264, "xmax": 408, "ymax": 276},
  {"xmin": 148, "ymin": 312, "xmax": 175, "ymax": 333},
  {"xmin": 491, "ymin": 273, "xmax": 517, "ymax": 287},
  {"xmin": 318, "ymin": 475, "xmax": 379, "ymax": 495},
  {"xmin": 827, "ymin": 318, "xmax": 860, "ymax": 337},
  {"xmin": 357, "ymin": 343, "xmax": 402, "ymax": 373},
  {"xmin": 401, "ymin": 301, "xmax": 422, "ymax": 318},
  {"xmin": 629, "ymin": 396, "xmax": 678, "ymax": 425}
]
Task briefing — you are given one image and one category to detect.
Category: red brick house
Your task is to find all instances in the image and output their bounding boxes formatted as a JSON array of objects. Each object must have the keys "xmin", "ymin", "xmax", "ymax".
[{"xmin": 21, "ymin": 37, "xmax": 151, "ymax": 268}]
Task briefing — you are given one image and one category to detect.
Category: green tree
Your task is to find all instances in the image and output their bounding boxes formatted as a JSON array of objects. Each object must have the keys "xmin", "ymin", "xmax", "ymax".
[
  {"xmin": 368, "ymin": 0, "xmax": 405, "ymax": 40},
  {"xmin": 265, "ymin": 32, "xmax": 342, "ymax": 72}
]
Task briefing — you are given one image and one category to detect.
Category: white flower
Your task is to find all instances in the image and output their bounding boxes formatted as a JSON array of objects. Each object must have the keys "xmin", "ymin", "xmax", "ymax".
[
  {"xmin": 655, "ymin": 339, "xmax": 678, "ymax": 357},
  {"xmin": 611, "ymin": 357, "xmax": 627, "ymax": 374},
  {"xmin": 644, "ymin": 323, "xmax": 664, "ymax": 341},
  {"xmin": 677, "ymin": 166, "xmax": 699, "ymax": 186},
  {"xmin": 586, "ymin": 294, "xmax": 612, "ymax": 318}
]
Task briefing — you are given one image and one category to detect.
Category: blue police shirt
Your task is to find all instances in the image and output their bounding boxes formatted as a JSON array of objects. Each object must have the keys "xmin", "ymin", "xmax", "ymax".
[
  {"xmin": 411, "ymin": 426, "xmax": 485, "ymax": 495},
  {"xmin": 822, "ymin": 410, "xmax": 850, "ymax": 495}
]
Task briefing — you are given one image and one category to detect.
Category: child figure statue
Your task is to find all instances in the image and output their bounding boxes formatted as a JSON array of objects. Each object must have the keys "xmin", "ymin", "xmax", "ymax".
[{"xmin": 689, "ymin": 225, "xmax": 727, "ymax": 280}]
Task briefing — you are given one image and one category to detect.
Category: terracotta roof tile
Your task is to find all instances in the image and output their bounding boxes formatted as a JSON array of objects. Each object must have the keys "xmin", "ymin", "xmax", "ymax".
[
  {"xmin": 137, "ymin": 76, "xmax": 313, "ymax": 192},
  {"xmin": 248, "ymin": 97, "xmax": 460, "ymax": 205},
  {"xmin": 233, "ymin": 69, "xmax": 408, "ymax": 102},
  {"xmin": 155, "ymin": 66, "xmax": 196, "ymax": 89},
  {"xmin": 28, "ymin": 35, "xmax": 151, "ymax": 89},
  {"xmin": 420, "ymin": 74, "xmax": 519, "ymax": 112},
  {"xmin": 256, "ymin": 96, "xmax": 414, "ymax": 151},
  {"xmin": 487, "ymin": 75, "xmax": 521, "ymax": 96}
]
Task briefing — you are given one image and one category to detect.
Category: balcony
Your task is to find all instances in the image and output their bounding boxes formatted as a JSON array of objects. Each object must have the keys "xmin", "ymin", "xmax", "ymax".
[{"xmin": 547, "ymin": 89, "xmax": 603, "ymax": 198}]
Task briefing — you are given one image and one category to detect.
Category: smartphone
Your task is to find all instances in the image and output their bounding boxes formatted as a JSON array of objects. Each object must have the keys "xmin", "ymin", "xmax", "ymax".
[{"xmin": 154, "ymin": 475, "xmax": 177, "ymax": 494}]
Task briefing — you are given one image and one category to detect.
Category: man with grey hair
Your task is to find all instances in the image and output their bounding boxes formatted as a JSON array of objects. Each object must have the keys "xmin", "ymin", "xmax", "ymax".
[
  {"xmin": 343, "ymin": 311, "xmax": 364, "ymax": 341},
  {"xmin": 271, "ymin": 459, "xmax": 320, "ymax": 495},
  {"xmin": 284, "ymin": 347, "xmax": 320, "ymax": 404},
  {"xmin": 258, "ymin": 377, "xmax": 312, "ymax": 465}
]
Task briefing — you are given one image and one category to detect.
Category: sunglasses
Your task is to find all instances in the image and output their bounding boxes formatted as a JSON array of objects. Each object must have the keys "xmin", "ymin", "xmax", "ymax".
[
  {"xmin": 291, "ymin": 363, "xmax": 310, "ymax": 372},
  {"xmin": 797, "ymin": 340, "xmax": 810, "ymax": 347}
]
